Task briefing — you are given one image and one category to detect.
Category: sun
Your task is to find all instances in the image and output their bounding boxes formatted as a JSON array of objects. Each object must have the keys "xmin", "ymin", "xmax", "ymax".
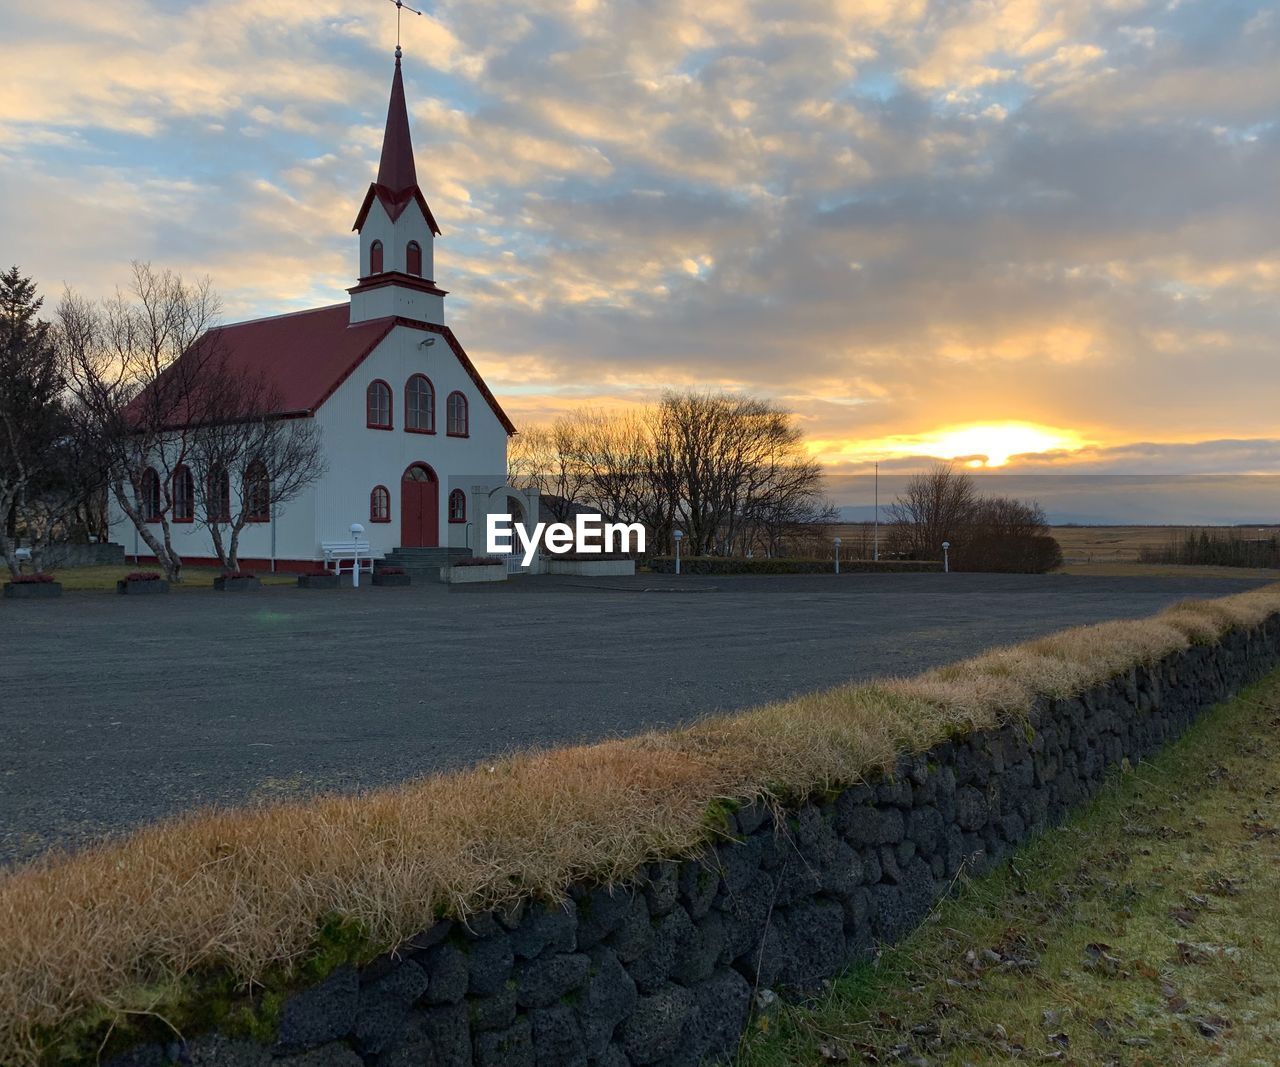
[{"xmin": 865, "ymin": 422, "xmax": 1086, "ymax": 468}]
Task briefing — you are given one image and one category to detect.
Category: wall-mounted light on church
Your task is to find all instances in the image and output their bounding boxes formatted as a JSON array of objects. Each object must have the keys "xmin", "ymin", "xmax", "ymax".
[
  {"xmin": 834, "ymin": 536, "xmax": 841, "ymax": 575},
  {"xmin": 418, "ymin": 337, "xmax": 435, "ymax": 350},
  {"xmin": 673, "ymin": 529, "xmax": 684, "ymax": 575},
  {"xmin": 942, "ymin": 541, "xmax": 951, "ymax": 573}
]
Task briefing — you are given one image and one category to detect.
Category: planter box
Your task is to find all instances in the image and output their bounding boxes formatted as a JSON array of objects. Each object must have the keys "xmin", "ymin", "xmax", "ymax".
[
  {"xmin": 372, "ymin": 572, "xmax": 411, "ymax": 587},
  {"xmin": 297, "ymin": 573, "xmax": 339, "ymax": 590},
  {"xmin": 3, "ymin": 581, "xmax": 63, "ymax": 599},
  {"xmin": 545, "ymin": 559, "xmax": 636, "ymax": 577},
  {"xmin": 116, "ymin": 579, "xmax": 170, "ymax": 595},
  {"xmin": 440, "ymin": 564, "xmax": 507, "ymax": 584},
  {"xmin": 213, "ymin": 575, "xmax": 262, "ymax": 592}
]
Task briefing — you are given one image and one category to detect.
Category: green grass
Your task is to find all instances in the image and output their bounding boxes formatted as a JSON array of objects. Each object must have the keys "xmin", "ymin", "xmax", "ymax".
[
  {"xmin": 39, "ymin": 564, "xmax": 297, "ymax": 591},
  {"xmin": 737, "ymin": 671, "xmax": 1280, "ymax": 1067}
]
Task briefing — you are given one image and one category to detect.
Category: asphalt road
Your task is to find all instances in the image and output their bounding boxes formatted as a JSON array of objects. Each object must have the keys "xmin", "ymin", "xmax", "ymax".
[{"xmin": 1, "ymin": 571, "xmax": 1270, "ymax": 864}]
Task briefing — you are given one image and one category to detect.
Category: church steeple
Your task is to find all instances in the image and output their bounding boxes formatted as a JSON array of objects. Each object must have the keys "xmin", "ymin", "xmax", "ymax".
[
  {"xmin": 377, "ymin": 47, "xmax": 418, "ymax": 196},
  {"xmin": 353, "ymin": 49, "xmax": 441, "ymax": 235},
  {"xmin": 350, "ymin": 49, "xmax": 447, "ymax": 327}
]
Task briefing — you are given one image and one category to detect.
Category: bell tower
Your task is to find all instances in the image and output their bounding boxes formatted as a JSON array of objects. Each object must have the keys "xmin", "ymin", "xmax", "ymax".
[{"xmin": 349, "ymin": 47, "xmax": 447, "ymax": 326}]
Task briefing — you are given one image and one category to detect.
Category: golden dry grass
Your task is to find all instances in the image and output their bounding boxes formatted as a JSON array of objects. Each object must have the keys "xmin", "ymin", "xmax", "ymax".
[{"xmin": 2, "ymin": 584, "xmax": 1280, "ymax": 1064}]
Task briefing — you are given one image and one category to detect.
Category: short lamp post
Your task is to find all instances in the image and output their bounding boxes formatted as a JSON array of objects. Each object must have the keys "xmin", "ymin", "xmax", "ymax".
[
  {"xmin": 351, "ymin": 522, "xmax": 365, "ymax": 588},
  {"xmin": 673, "ymin": 529, "xmax": 684, "ymax": 575},
  {"xmin": 942, "ymin": 540, "xmax": 950, "ymax": 574},
  {"xmin": 833, "ymin": 536, "xmax": 842, "ymax": 575}
]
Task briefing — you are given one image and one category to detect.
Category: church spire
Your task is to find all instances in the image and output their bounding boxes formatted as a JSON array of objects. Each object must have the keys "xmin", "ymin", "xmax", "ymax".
[
  {"xmin": 353, "ymin": 49, "xmax": 440, "ymax": 235},
  {"xmin": 350, "ymin": 47, "xmax": 447, "ymax": 327},
  {"xmin": 376, "ymin": 47, "xmax": 418, "ymax": 195}
]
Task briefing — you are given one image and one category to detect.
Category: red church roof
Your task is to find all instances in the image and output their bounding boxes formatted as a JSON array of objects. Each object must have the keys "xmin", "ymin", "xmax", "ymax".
[
  {"xmin": 194, "ymin": 304, "xmax": 515, "ymax": 433},
  {"xmin": 353, "ymin": 53, "xmax": 441, "ymax": 236}
]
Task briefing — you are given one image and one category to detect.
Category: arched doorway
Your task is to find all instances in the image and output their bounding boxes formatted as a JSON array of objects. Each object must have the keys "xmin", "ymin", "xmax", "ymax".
[{"xmin": 401, "ymin": 463, "xmax": 439, "ymax": 547}]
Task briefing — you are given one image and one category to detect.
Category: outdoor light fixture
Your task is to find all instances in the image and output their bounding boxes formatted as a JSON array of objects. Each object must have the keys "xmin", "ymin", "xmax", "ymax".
[
  {"xmin": 673, "ymin": 530, "xmax": 684, "ymax": 575},
  {"xmin": 942, "ymin": 540, "xmax": 951, "ymax": 574},
  {"xmin": 351, "ymin": 523, "xmax": 366, "ymax": 588}
]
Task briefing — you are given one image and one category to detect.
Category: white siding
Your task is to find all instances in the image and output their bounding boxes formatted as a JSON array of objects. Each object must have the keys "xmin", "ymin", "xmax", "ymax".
[{"xmin": 310, "ymin": 324, "xmax": 509, "ymax": 555}]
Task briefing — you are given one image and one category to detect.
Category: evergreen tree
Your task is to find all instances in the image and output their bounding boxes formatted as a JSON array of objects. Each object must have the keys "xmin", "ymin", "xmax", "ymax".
[{"xmin": 0, "ymin": 266, "xmax": 74, "ymax": 575}]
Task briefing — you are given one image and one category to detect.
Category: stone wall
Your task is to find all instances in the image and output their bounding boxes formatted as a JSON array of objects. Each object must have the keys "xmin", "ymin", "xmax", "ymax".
[
  {"xmin": 111, "ymin": 614, "xmax": 1280, "ymax": 1067},
  {"xmin": 29, "ymin": 542, "xmax": 124, "ymax": 569}
]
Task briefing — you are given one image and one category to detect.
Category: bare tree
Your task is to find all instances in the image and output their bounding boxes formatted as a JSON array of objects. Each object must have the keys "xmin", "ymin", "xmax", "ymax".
[
  {"xmin": 885, "ymin": 464, "xmax": 979, "ymax": 559},
  {"xmin": 61, "ymin": 262, "xmax": 324, "ymax": 580},
  {"xmin": 60, "ymin": 264, "xmax": 223, "ymax": 581},
  {"xmin": 507, "ymin": 418, "xmax": 592, "ymax": 522},
  {"xmin": 187, "ymin": 366, "xmax": 325, "ymax": 572},
  {"xmin": 886, "ymin": 465, "xmax": 1062, "ymax": 571}
]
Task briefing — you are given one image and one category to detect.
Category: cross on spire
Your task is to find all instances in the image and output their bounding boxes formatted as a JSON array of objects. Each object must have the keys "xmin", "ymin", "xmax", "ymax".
[{"xmin": 386, "ymin": 0, "xmax": 423, "ymax": 55}]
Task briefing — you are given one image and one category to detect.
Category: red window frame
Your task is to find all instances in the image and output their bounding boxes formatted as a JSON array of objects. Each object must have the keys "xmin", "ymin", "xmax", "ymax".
[
  {"xmin": 369, "ymin": 239, "xmax": 384, "ymax": 275},
  {"xmin": 367, "ymin": 379, "xmax": 393, "ymax": 429},
  {"xmin": 448, "ymin": 489, "xmax": 466, "ymax": 523},
  {"xmin": 406, "ymin": 241, "xmax": 422, "ymax": 277},
  {"xmin": 141, "ymin": 467, "xmax": 161, "ymax": 522},
  {"xmin": 245, "ymin": 461, "xmax": 270, "ymax": 523},
  {"xmin": 405, "ymin": 373, "xmax": 435, "ymax": 434},
  {"xmin": 172, "ymin": 464, "xmax": 194, "ymax": 523},
  {"xmin": 370, "ymin": 485, "xmax": 391, "ymax": 523},
  {"xmin": 446, "ymin": 391, "xmax": 469, "ymax": 437},
  {"xmin": 207, "ymin": 467, "xmax": 232, "ymax": 523}
]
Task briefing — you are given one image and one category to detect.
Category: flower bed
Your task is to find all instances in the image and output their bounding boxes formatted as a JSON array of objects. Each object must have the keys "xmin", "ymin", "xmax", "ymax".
[
  {"xmin": 372, "ymin": 566, "xmax": 411, "ymax": 587},
  {"xmin": 212, "ymin": 572, "xmax": 262, "ymax": 592},
  {"xmin": 296, "ymin": 570, "xmax": 339, "ymax": 590},
  {"xmin": 116, "ymin": 572, "xmax": 169, "ymax": 595},
  {"xmin": 440, "ymin": 560, "xmax": 506, "ymax": 583},
  {"xmin": 3, "ymin": 574, "xmax": 62, "ymax": 599}
]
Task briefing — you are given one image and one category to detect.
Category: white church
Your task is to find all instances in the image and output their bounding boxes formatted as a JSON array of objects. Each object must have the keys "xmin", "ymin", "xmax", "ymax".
[{"xmin": 110, "ymin": 47, "xmax": 533, "ymax": 570}]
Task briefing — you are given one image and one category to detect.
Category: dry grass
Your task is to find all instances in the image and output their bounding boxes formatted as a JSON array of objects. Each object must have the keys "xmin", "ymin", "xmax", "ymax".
[
  {"xmin": 3, "ymin": 584, "xmax": 1280, "ymax": 1064},
  {"xmin": 1056, "ymin": 561, "xmax": 1280, "ymax": 580}
]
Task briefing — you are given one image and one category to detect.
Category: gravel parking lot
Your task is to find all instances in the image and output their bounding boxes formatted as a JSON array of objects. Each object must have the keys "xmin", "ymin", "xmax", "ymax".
[{"xmin": 1, "ymin": 570, "xmax": 1269, "ymax": 863}]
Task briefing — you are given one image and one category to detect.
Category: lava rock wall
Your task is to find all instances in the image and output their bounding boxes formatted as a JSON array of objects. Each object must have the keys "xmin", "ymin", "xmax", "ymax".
[{"xmin": 115, "ymin": 615, "xmax": 1280, "ymax": 1067}]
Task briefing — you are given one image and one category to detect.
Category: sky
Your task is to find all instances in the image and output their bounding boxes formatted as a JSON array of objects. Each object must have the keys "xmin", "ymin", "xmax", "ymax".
[{"xmin": 1, "ymin": 0, "xmax": 1278, "ymax": 489}]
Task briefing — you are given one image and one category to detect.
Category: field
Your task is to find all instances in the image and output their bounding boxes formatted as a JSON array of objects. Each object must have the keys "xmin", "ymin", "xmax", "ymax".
[
  {"xmin": 739, "ymin": 668, "xmax": 1280, "ymax": 1066},
  {"xmin": 1052, "ymin": 525, "xmax": 1280, "ymax": 564},
  {"xmin": 828, "ymin": 524, "xmax": 1280, "ymax": 579}
]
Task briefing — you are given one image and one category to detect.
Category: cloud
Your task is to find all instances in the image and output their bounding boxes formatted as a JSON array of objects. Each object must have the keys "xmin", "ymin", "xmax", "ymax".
[{"xmin": 1, "ymin": 0, "xmax": 1277, "ymax": 473}]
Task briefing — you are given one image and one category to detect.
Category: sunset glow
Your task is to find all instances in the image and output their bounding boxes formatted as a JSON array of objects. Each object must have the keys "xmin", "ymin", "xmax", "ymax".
[
  {"xmin": 0, "ymin": 1, "xmax": 1276, "ymax": 476},
  {"xmin": 892, "ymin": 424, "xmax": 1088, "ymax": 468}
]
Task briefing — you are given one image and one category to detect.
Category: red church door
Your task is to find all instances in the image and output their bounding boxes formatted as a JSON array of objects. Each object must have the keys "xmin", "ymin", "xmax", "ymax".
[{"xmin": 400, "ymin": 464, "xmax": 439, "ymax": 547}]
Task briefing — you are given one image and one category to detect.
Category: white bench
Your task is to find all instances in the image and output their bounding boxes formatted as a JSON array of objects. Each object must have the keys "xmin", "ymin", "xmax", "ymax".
[{"xmin": 321, "ymin": 540, "xmax": 376, "ymax": 578}]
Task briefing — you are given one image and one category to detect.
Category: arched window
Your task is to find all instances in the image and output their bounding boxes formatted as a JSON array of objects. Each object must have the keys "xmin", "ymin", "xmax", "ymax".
[
  {"xmin": 369, "ymin": 240, "xmax": 384, "ymax": 275},
  {"xmin": 448, "ymin": 489, "xmax": 467, "ymax": 523},
  {"xmin": 405, "ymin": 374, "xmax": 435, "ymax": 433},
  {"xmin": 446, "ymin": 391, "xmax": 469, "ymax": 437},
  {"xmin": 207, "ymin": 466, "xmax": 231, "ymax": 523},
  {"xmin": 406, "ymin": 241, "xmax": 422, "ymax": 277},
  {"xmin": 366, "ymin": 379, "xmax": 392, "ymax": 429},
  {"xmin": 370, "ymin": 485, "xmax": 391, "ymax": 523},
  {"xmin": 172, "ymin": 465, "xmax": 194, "ymax": 522},
  {"xmin": 141, "ymin": 468, "xmax": 161, "ymax": 522},
  {"xmin": 245, "ymin": 460, "xmax": 270, "ymax": 523}
]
